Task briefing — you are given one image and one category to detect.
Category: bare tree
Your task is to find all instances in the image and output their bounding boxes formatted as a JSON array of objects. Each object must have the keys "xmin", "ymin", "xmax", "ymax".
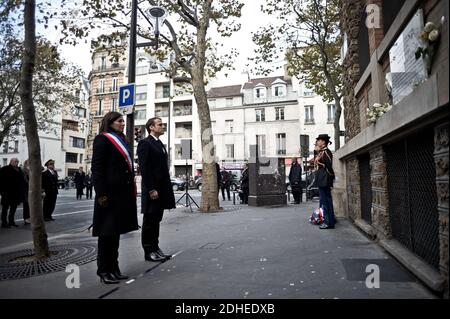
[
  {"xmin": 59, "ymin": 0, "xmax": 244, "ymax": 212},
  {"xmin": 20, "ymin": 0, "xmax": 49, "ymax": 259},
  {"xmin": 252, "ymin": 0, "xmax": 343, "ymax": 148}
]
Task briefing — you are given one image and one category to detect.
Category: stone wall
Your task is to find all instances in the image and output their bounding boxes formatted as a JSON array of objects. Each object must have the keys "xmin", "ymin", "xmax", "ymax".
[
  {"xmin": 369, "ymin": 146, "xmax": 391, "ymax": 239},
  {"xmin": 346, "ymin": 157, "xmax": 361, "ymax": 221},
  {"xmin": 435, "ymin": 122, "xmax": 449, "ymax": 298},
  {"xmin": 340, "ymin": 0, "xmax": 364, "ymax": 141}
]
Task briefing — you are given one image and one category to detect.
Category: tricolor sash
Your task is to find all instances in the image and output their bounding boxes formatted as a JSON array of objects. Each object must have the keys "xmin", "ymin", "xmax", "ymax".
[{"xmin": 103, "ymin": 132, "xmax": 133, "ymax": 173}]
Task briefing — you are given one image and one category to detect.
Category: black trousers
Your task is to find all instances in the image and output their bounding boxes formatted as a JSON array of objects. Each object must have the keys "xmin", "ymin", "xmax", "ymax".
[
  {"xmin": 23, "ymin": 201, "xmax": 30, "ymax": 220},
  {"xmin": 97, "ymin": 235, "xmax": 120, "ymax": 274},
  {"xmin": 221, "ymin": 186, "xmax": 231, "ymax": 200},
  {"xmin": 1, "ymin": 198, "xmax": 18, "ymax": 225},
  {"xmin": 292, "ymin": 188, "xmax": 303, "ymax": 203},
  {"xmin": 241, "ymin": 189, "xmax": 249, "ymax": 204},
  {"xmin": 43, "ymin": 192, "xmax": 57, "ymax": 219},
  {"xmin": 85, "ymin": 186, "xmax": 93, "ymax": 199},
  {"xmin": 141, "ymin": 208, "xmax": 164, "ymax": 253},
  {"xmin": 76, "ymin": 187, "xmax": 84, "ymax": 199}
]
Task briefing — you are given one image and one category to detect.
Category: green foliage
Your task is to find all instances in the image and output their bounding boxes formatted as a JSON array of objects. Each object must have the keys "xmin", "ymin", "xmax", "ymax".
[
  {"xmin": 252, "ymin": 0, "xmax": 342, "ymax": 103},
  {"xmin": 0, "ymin": 18, "xmax": 82, "ymax": 145}
]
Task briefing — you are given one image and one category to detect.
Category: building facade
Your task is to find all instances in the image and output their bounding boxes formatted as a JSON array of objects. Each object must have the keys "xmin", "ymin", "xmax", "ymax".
[
  {"xmin": 86, "ymin": 36, "xmax": 127, "ymax": 169},
  {"xmin": 337, "ymin": 0, "xmax": 449, "ymax": 297}
]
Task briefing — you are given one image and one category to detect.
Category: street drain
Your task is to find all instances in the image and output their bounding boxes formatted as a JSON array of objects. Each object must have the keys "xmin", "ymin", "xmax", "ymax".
[{"xmin": 0, "ymin": 243, "xmax": 97, "ymax": 281}]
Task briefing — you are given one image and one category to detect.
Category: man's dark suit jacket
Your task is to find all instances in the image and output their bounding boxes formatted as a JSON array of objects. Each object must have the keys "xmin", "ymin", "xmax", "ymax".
[{"xmin": 137, "ymin": 136, "xmax": 175, "ymax": 215}]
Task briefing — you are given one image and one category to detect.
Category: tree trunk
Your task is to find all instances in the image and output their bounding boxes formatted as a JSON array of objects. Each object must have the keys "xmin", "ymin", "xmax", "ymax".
[
  {"xmin": 192, "ymin": 1, "xmax": 220, "ymax": 212},
  {"xmin": 191, "ymin": 65, "xmax": 220, "ymax": 212},
  {"xmin": 20, "ymin": 0, "xmax": 49, "ymax": 259}
]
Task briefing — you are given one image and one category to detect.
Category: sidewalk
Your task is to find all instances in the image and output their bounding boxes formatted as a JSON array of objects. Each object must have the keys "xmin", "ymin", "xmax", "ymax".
[{"xmin": 0, "ymin": 200, "xmax": 437, "ymax": 299}]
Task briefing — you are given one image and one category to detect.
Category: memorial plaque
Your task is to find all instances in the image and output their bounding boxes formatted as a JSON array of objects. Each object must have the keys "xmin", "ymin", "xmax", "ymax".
[{"xmin": 389, "ymin": 9, "xmax": 427, "ymax": 104}]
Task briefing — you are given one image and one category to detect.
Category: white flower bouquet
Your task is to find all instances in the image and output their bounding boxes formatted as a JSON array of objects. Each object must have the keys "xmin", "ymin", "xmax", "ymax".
[{"xmin": 367, "ymin": 102, "xmax": 392, "ymax": 124}]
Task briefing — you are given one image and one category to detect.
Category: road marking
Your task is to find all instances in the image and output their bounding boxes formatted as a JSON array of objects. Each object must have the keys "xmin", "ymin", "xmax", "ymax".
[{"xmin": 53, "ymin": 210, "xmax": 92, "ymax": 217}]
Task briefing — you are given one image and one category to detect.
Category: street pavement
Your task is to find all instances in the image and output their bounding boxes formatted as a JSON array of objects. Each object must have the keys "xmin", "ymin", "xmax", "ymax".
[{"xmin": 0, "ymin": 188, "xmax": 437, "ymax": 299}]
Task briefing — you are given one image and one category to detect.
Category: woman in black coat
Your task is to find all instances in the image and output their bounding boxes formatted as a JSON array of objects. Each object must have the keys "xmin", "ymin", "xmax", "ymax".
[
  {"xmin": 240, "ymin": 164, "xmax": 249, "ymax": 204},
  {"xmin": 91, "ymin": 111, "xmax": 139, "ymax": 284}
]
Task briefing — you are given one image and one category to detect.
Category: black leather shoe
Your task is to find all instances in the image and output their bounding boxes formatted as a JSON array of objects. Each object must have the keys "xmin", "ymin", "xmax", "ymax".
[
  {"xmin": 98, "ymin": 273, "xmax": 120, "ymax": 284},
  {"xmin": 111, "ymin": 270, "xmax": 129, "ymax": 280},
  {"xmin": 145, "ymin": 251, "xmax": 166, "ymax": 262},
  {"xmin": 8, "ymin": 222, "xmax": 18, "ymax": 227},
  {"xmin": 319, "ymin": 224, "xmax": 334, "ymax": 229},
  {"xmin": 156, "ymin": 248, "xmax": 171, "ymax": 259},
  {"xmin": 1, "ymin": 223, "xmax": 11, "ymax": 228}
]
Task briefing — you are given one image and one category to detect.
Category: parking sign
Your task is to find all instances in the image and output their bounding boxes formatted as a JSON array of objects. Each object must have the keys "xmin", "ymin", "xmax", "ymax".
[{"xmin": 119, "ymin": 84, "xmax": 135, "ymax": 114}]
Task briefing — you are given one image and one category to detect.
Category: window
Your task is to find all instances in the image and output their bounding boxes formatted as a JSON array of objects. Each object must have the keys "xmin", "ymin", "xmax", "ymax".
[
  {"xmin": 255, "ymin": 108, "xmax": 265, "ymax": 122},
  {"xmin": 14, "ymin": 141, "xmax": 18, "ymax": 153},
  {"xmin": 112, "ymin": 78, "xmax": 119, "ymax": 91},
  {"xmin": 69, "ymin": 137, "xmax": 85, "ymax": 149},
  {"xmin": 2, "ymin": 142, "xmax": 9, "ymax": 153},
  {"xmin": 75, "ymin": 107, "xmax": 86, "ymax": 118},
  {"xmin": 254, "ymin": 87, "xmax": 266, "ymax": 99},
  {"xmin": 226, "ymin": 98, "xmax": 233, "ymax": 107},
  {"xmin": 66, "ymin": 152, "xmax": 78, "ymax": 163},
  {"xmin": 226, "ymin": 144, "xmax": 235, "ymax": 158},
  {"xmin": 155, "ymin": 103, "xmax": 169, "ymax": 117},
  {"xmin": 100, "ymin": 57, "xmax": 106, "ymax": 70},
  {"xmin": 256, "ymin": 135, "xmax": 266, "ymax": 156},
  {"xmin": 209, "ymin": 99, "xmax": 216, "ymax": 108},
  {"xmin": 275, "ymin": 107, "xmax": 285, "ymax": 121},
  {"xmin": 173, "ymin": 103, "xmax": 192, "ymax": 116},
  {"xmin": 175, "ymin": 122, "xmax": 192, "ymax": 138},
  {"xmin": 273, "ymin": 85, "xmax": 285, "ymax": 97},
  {"xmin": 134, "ymin": 109, "xmax": 146, "ymax": 120},
  {"xmin": 97, "ymin": 99, "xmax": 103, "ymax": 116},
  {"xmin": 175, "ymin": 144, "xmax": 182, "ymax": 159},
  {"xmin": 276, "ymin": 133, "xmax": 286, "ymax": 155},
  {"xmin": 305, "ymin": 105, "xmax": 314, "ymax": 124},
  {"xmin": 303, "ymin": 81, "xmax": 314, "ymax": 96},
  {"xmin": 111, "ymin": 98, "xmax": 118, "ymax": 112},
  {"xmin": 163, "ymin": 84, "xmax": 170, "ymax": 98},
  {"xmin": 136, "ymin": 85, "xmax": 147, "ymax": 101},
  {"xmin": 79, "ymin": 154, "xmax": 83, "ymax": 164},
  {"xmin": 225, "ymin": 120, "xmax": 234, "ymax": 133},
  {"xmin": 98, "ymin": 79, "xmax": 105, "ymax": 93},
  {"xmin": 327, "ymin": 104, "xmax": 335, "ymax": 123}
]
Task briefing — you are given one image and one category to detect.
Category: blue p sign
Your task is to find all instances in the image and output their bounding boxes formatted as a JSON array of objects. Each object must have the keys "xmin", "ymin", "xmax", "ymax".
[{"xmin": 119, "ymin": 84, "xmax": 135, "ymax": 108}]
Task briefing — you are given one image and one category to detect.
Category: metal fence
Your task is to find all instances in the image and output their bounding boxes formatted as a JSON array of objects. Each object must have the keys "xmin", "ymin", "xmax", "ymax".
[{"xmin": 385, "ymin": 129, "xmax": 440, "ymax": 269}]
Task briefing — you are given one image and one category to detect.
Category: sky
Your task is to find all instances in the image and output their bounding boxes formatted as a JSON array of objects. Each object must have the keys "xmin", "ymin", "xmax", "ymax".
[{"xmin": 39, "ymin": 0, "xmax": 283, "ymax": 88}]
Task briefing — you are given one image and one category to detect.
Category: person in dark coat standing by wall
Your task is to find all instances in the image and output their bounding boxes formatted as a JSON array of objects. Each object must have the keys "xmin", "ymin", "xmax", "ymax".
[
  {"xmin": 220, "ymin": 167, "xmax": 231, "ymax": 201},
  {"xmin": 240, "ymin": 163, "xmax": 249, "ymax": 204},
  {"xmin": 314, "ymin": 134, "xmax": 336, "ymax": 229},
  {"xmin": 289, "ymin": 157, "xmax": 303, "ymax": 204},
  {"xmin": 0, "ymin": 158, "xmax": 25, "ymax": 228},
  {"xmin": 137, "ymin": 117, "xmax": 175, "ymax": 262},
  {"xmin": 74, "ymin": 167, "xmax": 86, "ymax": 200},
  {"xmin": 42, "ymin": 159, "xmax": 59, "ymax": 221},
  {"xmin": 84, "ymin": 171, "xmax": 93, "ymax": 199},
  {"xmin": 91, "ymin": 111, "xmax": 139, "ymax": 284},
  {"xmin": 73, "ymin": 166, "xmax": 86, "ymax": 199}
]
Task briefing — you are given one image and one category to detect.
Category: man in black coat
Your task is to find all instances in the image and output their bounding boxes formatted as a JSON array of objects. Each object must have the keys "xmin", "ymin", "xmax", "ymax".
[
  {"xmin": 42, "ymin": 159, "xmax": 59, "ymax": 221},
  {"xmin": 289, "ymin": 157, "xmax": 303, "ymax": 204},
  {"xmin": 0, "ymin": 158, "xmax": 26, "ymax": 228},
  {"xmin": 74, "ymin": 167, "xmax": 86, "ymax": 200},
  {"xmin": 137, "ymin": 117, "xmax": 175, "ymax": 262}
]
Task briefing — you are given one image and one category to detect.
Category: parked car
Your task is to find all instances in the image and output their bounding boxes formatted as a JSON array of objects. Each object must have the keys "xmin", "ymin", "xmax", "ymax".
[
  {"xmin": 171, "ymin": 177, "xmax": 186, "ymax": 191},
  {"xmin": 195, "ymin": 175, "xmax": 240, "ymax": 191}
]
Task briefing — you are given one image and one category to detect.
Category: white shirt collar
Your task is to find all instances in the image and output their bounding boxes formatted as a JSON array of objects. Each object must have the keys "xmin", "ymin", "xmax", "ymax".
[{"xmin": 150, "ymin": 134, "xmax": 159, "ymax": 141}]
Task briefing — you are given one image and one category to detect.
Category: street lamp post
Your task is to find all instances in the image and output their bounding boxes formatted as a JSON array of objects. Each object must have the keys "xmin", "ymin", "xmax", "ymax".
[{"xmin": 126, "ymin": 1, "xmax": 167, "ymax": 157}]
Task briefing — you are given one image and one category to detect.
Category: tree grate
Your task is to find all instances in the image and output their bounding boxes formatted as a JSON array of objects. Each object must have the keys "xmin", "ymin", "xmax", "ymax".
[{"xmin": 0, "ymin": 243, "xmax": 97, "ymax": 281}]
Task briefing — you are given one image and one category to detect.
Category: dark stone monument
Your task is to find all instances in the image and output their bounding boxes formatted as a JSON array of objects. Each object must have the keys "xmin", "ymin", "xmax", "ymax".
[{"xmin": 248, "ymin": 145, "xmax": 287, "ymax": 207}]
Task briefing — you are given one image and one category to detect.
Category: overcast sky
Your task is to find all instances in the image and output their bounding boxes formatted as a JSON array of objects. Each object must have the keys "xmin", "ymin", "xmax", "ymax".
[{"xmin": 39, "ymin": 0, "xmax": 282, "ymax": 88}]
